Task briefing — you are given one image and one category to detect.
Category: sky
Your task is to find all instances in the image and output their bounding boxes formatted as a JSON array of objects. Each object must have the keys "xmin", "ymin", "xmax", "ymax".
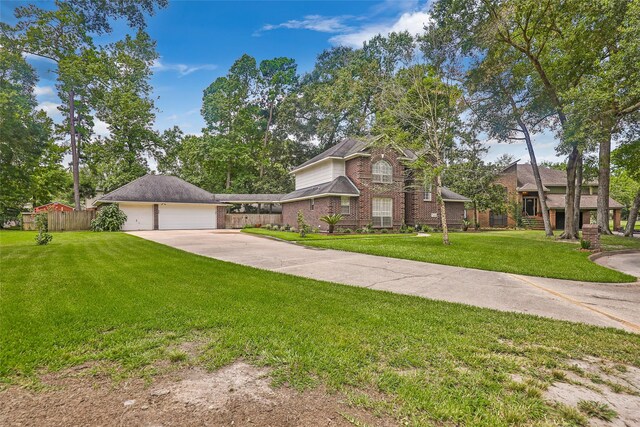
[{"xmin": 2, "ymin": 0, "xmax": 565, "ymax": 164}]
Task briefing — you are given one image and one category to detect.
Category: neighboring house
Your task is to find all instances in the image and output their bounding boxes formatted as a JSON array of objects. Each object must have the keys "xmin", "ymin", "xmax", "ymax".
[
  {"xmin": 34, "ymin": 202, "xmax": 74, "ymax": 213},
  {"xmin": 278, "ymin": 138, "xmax": 469, "ymax": 230},
  {"xmin": 95, "ymin": 175, "xmax": 228, "ymax": 231},
  {"xmin": 474, "ymin": 161, "xmax": 623, "ymax": 230}
]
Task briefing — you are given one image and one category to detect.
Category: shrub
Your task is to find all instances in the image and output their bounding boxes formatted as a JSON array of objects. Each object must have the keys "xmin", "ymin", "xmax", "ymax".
[
  {"xmin": 254, "ymin": 223, "xmax": 262, "ymax": 228},
  {"xmin": 297, "ymin": 211, "xmax": 310, "ymax": 237},
  {"xmin": 355, "ymin": 228, "xmax": 363, "ymax": 233},
  {"xmin": 414, "ymin": 224, "xmax": 423, "ymax": 232},
  {"xmin": 272, "ymin": 225, "xmax": 280, "ymax": 231},
  {"xmin": 462, "ymin": 219, "xmax": 471, "ymax": 231},
  {"xmin": 407, "ymin": 226, "xmax": 415, "ymax": 233},
  {"xmin": 91, "ymin": 204, "xmax": 127, "ymax": 232},
  {"xmin": 35, "ymin": 232, "xmax": 53, "ymax": 245},
  {"xmin": 343, "ymin": 228, "xmax": 352, "ymax": 234},
  {"xmin": 380, "ymin": 228, "xmax": 389, "ymax": 234},
  {"xmin": 283, "ymin": 224, "xmax": 291, "ymax": 231},
  {"xmin": 34, "ymin": 213, "xmax": 48, "ymax": 232},
  {"xmin": 34, "ymin": 212, "xmax": 52, "ymax": 245},
  {"xmin": 320, "ymin": 213, "xmax": 343, "ymax": 233},
  {"xmin": 423, "ymin": 225, "xmax": 433, "ymax": 233},
  {"xmin": 580, "ymin": 239, "xmax": 592, "ymax": 250},
  {"xmin": 263, "ymin": 224, "xmax": 272, "ymax": 230}
]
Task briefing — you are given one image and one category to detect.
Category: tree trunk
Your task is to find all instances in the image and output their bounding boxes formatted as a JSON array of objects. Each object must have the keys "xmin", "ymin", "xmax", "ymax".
[
  {"xmin": 573, "ymin": 152, "xmax": 583, "ymax": 236},
  {"xmin": 518, "ymin": 117, "xmax": 553, "ymax": 236},
  {"xmin": 436, "ymin": 173, "xmax": 450, "ymax": 245},
  {"xmin": 68, "ymin": 90, "xmax": 81, "ymax": 211},
  {"xmin": 473, "ymin": 201, "xmax": 479, "ymax": 230},
  {"xmin": 624, "ymin": 188, "xmax": 640, "ymax": 237},
  {"xmin": 225, "ymin": 163, "xmax": 232, "ymax": 189},
  {"xmin": 560, "ymin": 146, "xmax": 579, "ymax": 239},
  {"xmin": 259, "ymin": 102, "xmax": 274, "ymax": 178},
  {"xmin": 597, "ymin": 129, "xmax": 612, "ymax": 234}
]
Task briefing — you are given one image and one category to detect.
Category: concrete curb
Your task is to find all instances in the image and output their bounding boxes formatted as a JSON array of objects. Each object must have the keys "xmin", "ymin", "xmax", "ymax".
[{"xmin": 589, "ymin": 249, "xmax": 640, "ymax": 262}]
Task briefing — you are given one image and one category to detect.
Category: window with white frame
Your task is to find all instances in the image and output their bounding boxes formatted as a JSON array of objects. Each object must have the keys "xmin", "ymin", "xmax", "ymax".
[
  {"xmin": 424, "ymin": 183, "xmax": 433, "ymax": 201},
  {"xmin": 372, "ymin": 198, "xmax": 392, "ymax": 227},
  {"xmin": 372, "ymin": 160, "xmax": 392, "ymax": 183},
  {"xmin": 340, "ymin": 196, "xmax": 350, "ymax": 215}
]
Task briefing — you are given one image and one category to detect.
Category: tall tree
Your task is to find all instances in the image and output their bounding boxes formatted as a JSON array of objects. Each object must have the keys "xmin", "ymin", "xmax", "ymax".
[
  {"xmin": 4, "ymin": 0, "xmax": 166, "ymax": 209},
  {"xmin": 444, "ymin": 139, "xmax": 507, "ymax": 230},
  {"xmin": 612, "ymin": 137, "xmax": 640, "ymax": 237},
  {"xmin": 0, "ymin": 43, "xmax": 58, "ymax": 219},
  {"xmin": 379, "ymin": 65, "xmax": 464, "ymax": 245},
  {"xmin": 431, "ymin": 0, "xmax": 628, "ymax": 239}
]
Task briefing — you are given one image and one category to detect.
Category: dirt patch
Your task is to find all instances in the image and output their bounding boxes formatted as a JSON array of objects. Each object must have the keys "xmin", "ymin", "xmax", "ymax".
[
  {"xmin": 545, "ymin": 357, "xmax": 640, "ymax": 426},
  {"xmin": 0, "ymin": 362, "xmax": 396, "ymax": 426}
]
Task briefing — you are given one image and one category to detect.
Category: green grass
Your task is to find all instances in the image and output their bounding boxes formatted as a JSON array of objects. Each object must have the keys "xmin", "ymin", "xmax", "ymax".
[
  {"xmin": 246, "ymin": 229, "xmax": 639, "ymax": 283},
  {"xmin": 2, "ymin": 231, "xmax": 640, "ymax": 426},
  {"xmin": 610, "ymin": 219, "xmax": 640, "ymax": 231}
]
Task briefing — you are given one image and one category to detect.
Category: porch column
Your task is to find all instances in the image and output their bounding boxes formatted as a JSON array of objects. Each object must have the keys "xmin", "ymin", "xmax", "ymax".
[
  {"xmin": 613, "ymin": 209, "xmax": 621, "ymax": 231},
  {"xmin": 549, "ymin": 210, "xmax": 556, "ymax": 229}
]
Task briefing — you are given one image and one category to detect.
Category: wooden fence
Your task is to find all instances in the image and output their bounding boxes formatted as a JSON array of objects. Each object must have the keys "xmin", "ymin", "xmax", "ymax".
[
  {"xmin": 224, "ymin": 213, "xmax": 282, "ymax": 229},
  {"xmin": 22, "ymin": 211, "xmax": 96, "ymax": 231}
]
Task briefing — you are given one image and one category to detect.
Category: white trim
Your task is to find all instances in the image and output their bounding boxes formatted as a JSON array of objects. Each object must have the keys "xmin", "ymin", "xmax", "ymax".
[
  {"xmin": 289, "ymin": 157, "xmax": 342, "ymax": 174},
  {"xmin": 281, "ymin": 192, "xmax": 359, "ymax": 203}
]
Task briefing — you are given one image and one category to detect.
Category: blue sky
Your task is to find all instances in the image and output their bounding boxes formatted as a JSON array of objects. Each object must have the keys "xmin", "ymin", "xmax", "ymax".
[{"xmin": 2, "ymin": 0, "xmax": 564, "ymax": 164}]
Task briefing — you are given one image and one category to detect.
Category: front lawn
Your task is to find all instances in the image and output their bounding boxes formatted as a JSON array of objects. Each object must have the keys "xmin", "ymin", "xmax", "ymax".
[
  {"xmin": 244, "ymin": 229, "xmax": 639, "ymax": 282},
  {"xmin": 1, "ymin": 231, "xmax": 639, "ymax": 426},
  {"xmin": 243, "ymin": 227, "xmax": 414, "ymax": 241}
]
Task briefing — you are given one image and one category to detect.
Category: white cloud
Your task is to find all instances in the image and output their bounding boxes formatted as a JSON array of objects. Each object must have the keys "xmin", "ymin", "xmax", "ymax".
[
  {"xmin": 36, "ymin": 101, "xmax": 62, "ymax": 121},
  {"xmin": 93, "ymin": 118, "xmax": 110, "ymax": 137},
  {"xmin": 34, "ymin": 85, "xmax": 54, "ymax": 97},
  {"xmin": 258, "ymin": 15, "xmax": 352, "ymax": 34},
  {"xmin": 330, "ymin": 10, "xmax": 431, "ymax": 48},
  {"xmin": 152, "ymin": 59, "xmax": 217, "ymax": 77}
]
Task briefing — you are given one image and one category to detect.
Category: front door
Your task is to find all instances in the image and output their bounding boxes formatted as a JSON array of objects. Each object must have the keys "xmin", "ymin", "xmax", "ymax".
[{"xmin": 523, "ymin": 197, "xmax": 537, "ymax": 216}]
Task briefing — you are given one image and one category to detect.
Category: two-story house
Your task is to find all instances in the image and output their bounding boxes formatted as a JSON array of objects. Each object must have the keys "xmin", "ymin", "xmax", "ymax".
[
  {"xmin": 279, "ymin": 138, "xmax": 469, "ymax": 230},
  {"xmin": 97, "ymin": 138, "xmax": 469, "ymax": 231},
  {"xmin": 475, "ymin": 161, "xmax": 623, "ymax": 230}
]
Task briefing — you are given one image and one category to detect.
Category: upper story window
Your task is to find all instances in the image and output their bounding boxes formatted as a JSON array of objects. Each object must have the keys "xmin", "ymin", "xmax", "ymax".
[
  {"xmin": 372, "ymin": 160, "xmax": 392, "ymax": 183},
  {"xmin": 424, "ymin": 183, "xmax": 432, "ymax": 202}
]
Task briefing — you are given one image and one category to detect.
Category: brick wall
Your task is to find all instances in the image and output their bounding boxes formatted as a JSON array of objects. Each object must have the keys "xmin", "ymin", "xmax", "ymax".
[
  {"xmin": 282, "ymin": 197, "xmax": 337, "ymax": 231},
  {"xmin": 345, "ymin": 148, "xmax": 406, "ymax": 229}
]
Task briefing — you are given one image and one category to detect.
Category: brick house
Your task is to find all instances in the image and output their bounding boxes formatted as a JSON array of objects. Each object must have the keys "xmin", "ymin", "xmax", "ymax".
[
  {"xmin": 472, "ymin": 161, "xmax": 623, "ymax": 230},
  {"xmin": 277, "ymin": 138, "xmax": 469, "ymax": 230}
]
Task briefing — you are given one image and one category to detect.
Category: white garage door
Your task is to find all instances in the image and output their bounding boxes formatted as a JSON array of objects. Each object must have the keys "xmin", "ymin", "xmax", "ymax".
[
  {"xmin": 159, "ymin": 204, "xmax": 217, "ymax": 230},
  {"xmin": 120, "ymin": 203, "xmax": 153, "ymax": 231}
]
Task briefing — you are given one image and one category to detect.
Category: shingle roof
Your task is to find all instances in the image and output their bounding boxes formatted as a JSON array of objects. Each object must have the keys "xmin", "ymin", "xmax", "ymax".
[
  {"xmin": 215, "ymin": 194, "xmax": 284, "ymax": 203},
  {"xmin": 281, "ymin": 176, "xmax": 360, "ymax": 202},
  {"xmin": 97, "ymin": 175, "xmax": 224, "ymax": 204},
  {"xmin": 517, "ymin": 182, "xmax": 550, "ymax": 192},
  {"xmin": 441, "ymin": 187, "xmax": 471, "ymax": 202},
  {"xmin": 516, "ymin": 164, "xmax": 598, "ymax": 187},
  {"xmin": 292, "ymin": 137, "xmax": 417, "ymax": 172},
  {"xmin": 545, "ymin": 194, "xmax": 623, "ymax": 210}
]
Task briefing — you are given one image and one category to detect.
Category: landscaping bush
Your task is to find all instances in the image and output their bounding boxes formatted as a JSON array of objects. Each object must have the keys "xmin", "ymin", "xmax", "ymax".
[
  {"xmin": 320, "ymin": 213, "xmax": 343, "ymax": 233},
  {"xmin": 297, "ymin": 211, "xmax": 310, "ymax": 237},
  {"xmin": 283, "ymin": 224, "xmax": 291, "ymax": 231},
  {"xmin": 355, "ymin": 228, "xmax": 363, "ymax": 233},
  {"xmin": 343, "ymin": 228, "xmax": 352, "ymax": 234},
  {"xmin": 34, "ymin": 212, "xmax": 52, "ymax": 245},
  {"xmin": 263, "ymin": 224, "xmax": 272, "ymax": 230},
  {"xmin": 407, "ymin": 226, "xmax": 415, "ymax": 233},
  {"xmin": 35, "ymin": 232, "xmax": 52, "ymax": 245},
  {"xmin": 272, "ymin": 225, "xmax": 280, "ymax": 231},
  {"xmin": 580, "ymin": 239, "xmax": 592, "ymax": 250},
  {"xmin": 462, "ymin": 219, "xmax": 471, "ymax": 231},
  {"xmin": 381, "ymin": 229, "xmax": 389, "ymax": 234},
  {"xmin": 91, "ymin": 204, "xmax": 127, "ymax": 232}
]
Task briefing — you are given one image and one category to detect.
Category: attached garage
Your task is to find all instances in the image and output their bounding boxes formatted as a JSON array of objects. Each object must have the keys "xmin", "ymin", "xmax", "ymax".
[{"xmin": 96, "ymin": 175, "xmax": 227, "ymax": 231}]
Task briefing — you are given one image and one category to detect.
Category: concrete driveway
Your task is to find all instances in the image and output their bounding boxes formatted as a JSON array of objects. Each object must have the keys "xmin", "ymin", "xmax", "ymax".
[{"xmin": 129, "ymin": 230, "xmax": 640, "ymax": 333}]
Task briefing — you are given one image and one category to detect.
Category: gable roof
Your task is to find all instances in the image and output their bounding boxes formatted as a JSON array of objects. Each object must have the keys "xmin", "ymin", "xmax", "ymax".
[
  {"xmin": 281, "ymin": 176, "xmax": 360, "ymax": 202},
  {"xmin": 441, "ymin": 187, "xmax": 471, "ymax": 202},
  {"xmin": 291, "ymin": 137, "xmax": 417, "ymax": 173},
  {"xmin": 97, "ymin": 175, "xmax": 224, "ymax": 205},
  {"xmin": 515, "ymin": 164, "xmax": 598, "ymax": 188}
]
